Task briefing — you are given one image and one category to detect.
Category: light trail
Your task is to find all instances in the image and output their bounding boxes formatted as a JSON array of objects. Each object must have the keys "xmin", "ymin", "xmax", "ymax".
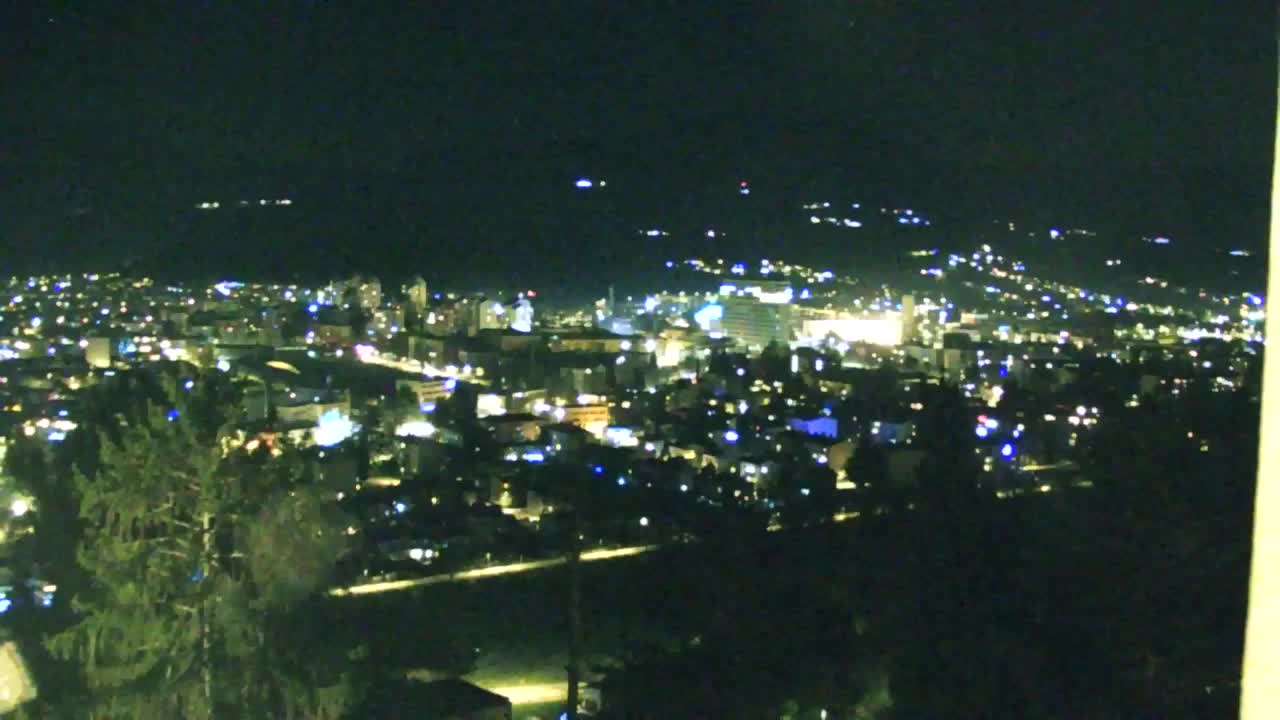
[{"xmin": 330, "ymin": 544, "xmax": 658, "ymax": 597}]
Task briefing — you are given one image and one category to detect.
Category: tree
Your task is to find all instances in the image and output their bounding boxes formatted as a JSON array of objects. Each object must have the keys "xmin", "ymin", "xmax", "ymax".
[{"xmin": 46, "ymin": 374, "xmax": 364, "ymax": 718}]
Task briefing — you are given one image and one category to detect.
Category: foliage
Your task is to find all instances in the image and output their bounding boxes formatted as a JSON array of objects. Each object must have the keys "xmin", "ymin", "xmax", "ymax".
[{"xmin": 38, "ymin": 371, "xmax": 363, "ymax": 718}]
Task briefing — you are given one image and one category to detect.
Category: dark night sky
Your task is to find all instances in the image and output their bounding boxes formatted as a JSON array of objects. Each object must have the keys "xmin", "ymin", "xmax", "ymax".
[{"xmin": 1, "ymin": 1, "xmax": 1275, "ymax": 284}]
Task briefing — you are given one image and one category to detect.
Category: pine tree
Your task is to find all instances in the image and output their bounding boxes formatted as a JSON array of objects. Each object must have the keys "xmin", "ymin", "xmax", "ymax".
[{"xmin": 47, "ymin": 372, "xmax": 363, "ymax": 718}]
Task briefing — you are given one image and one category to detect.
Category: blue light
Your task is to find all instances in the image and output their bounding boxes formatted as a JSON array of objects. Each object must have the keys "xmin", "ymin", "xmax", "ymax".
[
  {"xmin": 420, "ymin": 402, "xmax": 437, "ymax": 413},
  {"xmin": 0, "ymin": 598, "xmax": 12, "ymax": 614},
  {"xmin": 724, "ymin": 430, "xmax": 739, "ymax": 443},
  {"xmin": 1000, "ymin": 442, "xmax": 1015, "ymax": 458},
  {"xmin": 593, "ymin": 465, "xmax": 604, "ymax": 475},
  {"xmin": 444, "ymin": 378, "xmax": 457, "ymax": 391},
  {"xmin": 394, "ymin": 501, "xmax": 407, "ymax": 514},
  {"xmin": 575, "ymin": 178, "xmax": 593, "ymax": 189},
  {"xmin": 313, "ymin": 408, "xmax": 358, "ymax": 447},
  {"xmin": 693, "ymin": 303, "xmax": 723, "ymax": 331},
  {"xmin": 167, "ymin": 409, "xmax": 180, "ymax": 422},
  {"xmin": 999, "ymin": 365, "xmax": 1008, "ymax": 377},
  {"xmin": 617, "ymin": 477, "xmax": 626, "ymax": 486},
  {"xmin": 522, "ymin": 451, "xmax": 545, "ymax": 463},
  {"xmin": 47, "ymin": 431, "xmax": 66, "ymax": 442},
  {"xmin": 975, "ymin": 426, "xmax": 989, "ymax": 438},
  {"xmin": 308, "ymin": 303, "xmax": 319, "ymax": 314}
]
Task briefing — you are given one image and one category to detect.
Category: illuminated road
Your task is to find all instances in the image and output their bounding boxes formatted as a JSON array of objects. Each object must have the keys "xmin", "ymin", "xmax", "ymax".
[
  {"xmin": 480, "ymin": 682, "xmax": 566, "ymax": 706},
  {"xmin": 355, "ymin": 350, "xmax": 488, "ymax": 386},
  {"xmin": 330, "ymin": 545, "xmax": 658, "ymax": 597}
]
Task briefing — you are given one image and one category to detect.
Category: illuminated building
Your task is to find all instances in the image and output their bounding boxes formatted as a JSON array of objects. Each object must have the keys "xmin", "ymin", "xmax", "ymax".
[
  {"xmin": 721, "ymin": 295, "xmax": 793, "ymax": 351},
  {"xmin": 475, "ymin": 392, "xmax": 507, "ymax": 418},
  {"xmin": 355, "ymin": 277, "xmax": 382, "ymax": 310},
  {"xmin": 460, "ymin": 295, "xmax": 506, "ymax": 337},
  {"xmin": 547, "ymin": 328, "xmax": 629, "ymax": 353},
  {"xmin": 481, "ymin": 413, "xmax": 544, "ymax": 443},
  {"xmin": 404, "ymin": 277, "xmax": 429, "ymax": 315},
  {"xmin": 397, "ymin": 378, "xmax": 457, "ymax": 405},
  {"xmin": 788, "ymin": 416, "xmax": 839, "ymax": 439},
  {"xmin": 558, "ymin": 404, "xmax": 611, "ymax": 437},
  {"xmin": 799, "ymin": 316, "xmax": 902, "ymax": 347},
  {"xmin": 510, "ymin": 296, "xmax": 534, "ymax": 333},
  {"xmin": 83, "ymin": 337, "xmax": 111, "ymax": 369},
  {"xmin": 902, "ymin": 294, "xmax": 916, "ymax": 341}
]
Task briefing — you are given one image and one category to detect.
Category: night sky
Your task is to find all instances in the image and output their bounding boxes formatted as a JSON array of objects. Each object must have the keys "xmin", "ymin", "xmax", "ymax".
[{"xmin": 2, "ymin": 1, "xmax": 1275, "ymax": 284}]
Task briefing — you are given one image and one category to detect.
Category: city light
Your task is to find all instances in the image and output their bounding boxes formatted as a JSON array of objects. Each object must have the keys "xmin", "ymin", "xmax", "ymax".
[
  {"xmin": 313, "ymin": 409, "xmax": 358, "ymax": 447},
  {"xmin": 395, "ymin": 421, "xmax": 437, "ymax": 438}
]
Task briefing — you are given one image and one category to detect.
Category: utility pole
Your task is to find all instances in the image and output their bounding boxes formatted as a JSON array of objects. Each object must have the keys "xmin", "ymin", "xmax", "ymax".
[{"xmin": 565, "ymin": 490, "xmax": 583, "ymax": 719}]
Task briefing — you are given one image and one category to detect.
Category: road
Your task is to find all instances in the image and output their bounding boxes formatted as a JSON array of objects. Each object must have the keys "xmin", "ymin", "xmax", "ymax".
[
  {"xmin": 355, "ymin": 349, "xmax": 488, "ymax": 385},
  {"xmin": 330, "ymin": 545, "xmax": 659, "ymax": 597},
  {"xmin": 336, "ymin": 508, "xmax": 867, "ymax": 595}
]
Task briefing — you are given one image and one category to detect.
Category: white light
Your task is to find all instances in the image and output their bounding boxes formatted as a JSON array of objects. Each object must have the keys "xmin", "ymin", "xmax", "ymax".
[
  {"xmin": 639, "ymin": 516, "xmax": 649, "ymax": 527},
  {"xmin": 10, "ymin": 499, "xmax": 29, "ymax": 517},
  {"xmin": 216, "ymin": 359, "xmax": 231, "ymax": 372},
  {"xmin": 395, "ymin": 421, "xmax": 437, "ymax": 438},
  {"xmin": 409, "ymin": 548, "xmax": 425, "ymax": 561},
  {"xmin": 313, "ymin": 409, "xmax": 358, "ymax": 447}
]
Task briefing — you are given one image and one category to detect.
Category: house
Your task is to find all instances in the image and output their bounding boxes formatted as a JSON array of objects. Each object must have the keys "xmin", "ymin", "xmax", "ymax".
[
  {"xmin": 788, "ymin": 415, "xmax": 838, "ymax": 439},
  {"xmin": 481, "ymin": 413, "xmax": 544, "ymax": 444}
]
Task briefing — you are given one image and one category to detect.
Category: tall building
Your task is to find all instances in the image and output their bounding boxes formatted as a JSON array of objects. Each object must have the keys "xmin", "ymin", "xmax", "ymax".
[
  {"xmin": 722, "ymin": 295, "xmax": 792, "ymax": 351},
  {"xmin": 461, "ymin": 296, "xmax": 506, "ymax": 336},
  {"xmin": 902, "ymin": 294, "xmax": 916, "ymax": 342},
  {"xmin": 356, "ymin": 277, "xmax": 382, "ymax": 310},
  {"xmin": 405, "ymin": 277, "xmax": 429, "ymax": 313}
]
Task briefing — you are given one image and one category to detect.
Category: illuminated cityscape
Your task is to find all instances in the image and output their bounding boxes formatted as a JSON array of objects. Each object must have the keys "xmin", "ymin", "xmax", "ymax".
[{"xmin": 0, "ymin": 1, "xmax": 1273, "ymax": 718}]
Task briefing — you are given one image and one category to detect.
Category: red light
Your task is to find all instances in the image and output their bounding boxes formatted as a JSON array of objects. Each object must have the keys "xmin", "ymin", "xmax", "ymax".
[
  {"xmin": 740, "ymin": 181, "xmax": 748, "ymax": 187},
  {"xmin": 527, "ymin": 290, "xmax": 536, "ymax": 297},
  {"xmin": 977, "ymin": 414, "xmax": 988, "ymax": 424}
]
